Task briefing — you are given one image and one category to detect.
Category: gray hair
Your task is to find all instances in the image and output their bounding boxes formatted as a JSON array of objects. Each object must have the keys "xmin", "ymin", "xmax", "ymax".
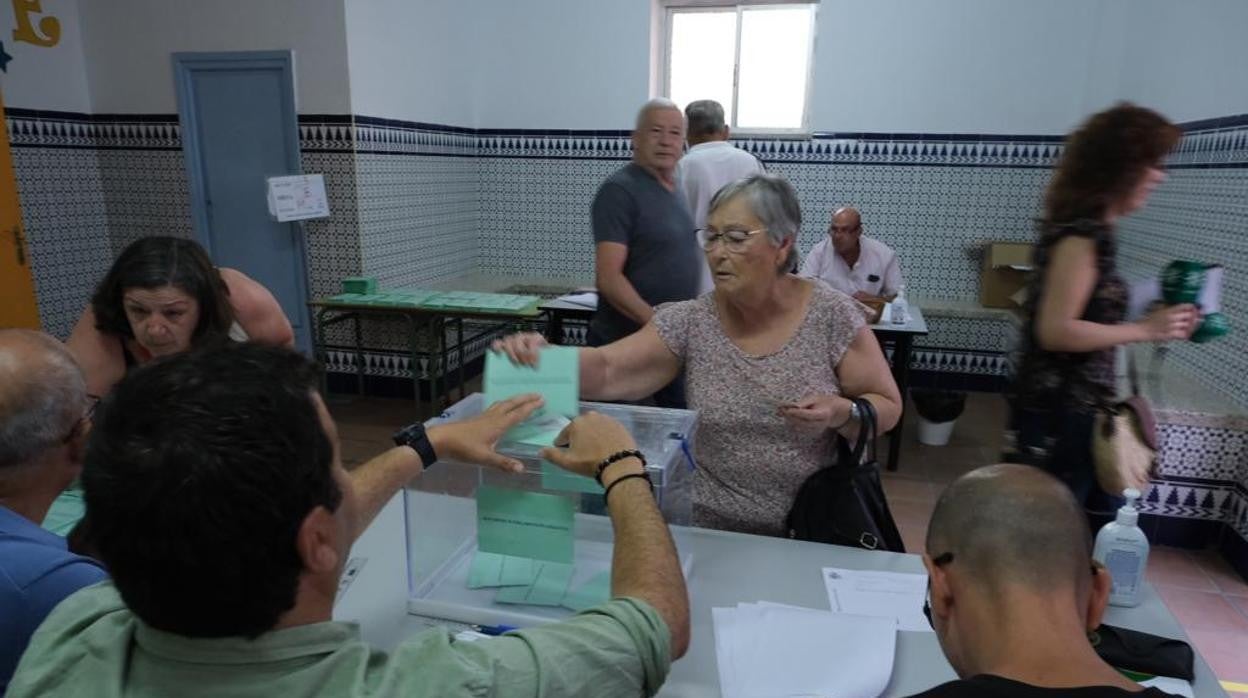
[
  {"xmin": 0, "ymin": 329, "xmax": 87, "ymax": 470},
  {"xmin": 707, "ymin": 174, "xmax": 802, "ymax": 273},
  {"xmin": 635, "ymin": 97, "xmax": 682, "ymax": 130},
  {"xmin": 686, "ymin": 99, "xmax": 726, "ymax": 138}
]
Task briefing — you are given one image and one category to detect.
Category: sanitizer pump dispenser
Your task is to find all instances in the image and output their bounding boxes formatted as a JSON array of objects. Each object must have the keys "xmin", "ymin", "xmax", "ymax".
[{"xmin": 1093, "ymin": 488, "xmax": 1150, "ymax": 607}]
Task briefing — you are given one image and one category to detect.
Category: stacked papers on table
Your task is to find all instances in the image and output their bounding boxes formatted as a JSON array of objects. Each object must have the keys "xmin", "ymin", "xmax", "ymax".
[
  {"xmin": 822, "ymin": 567, "xmax": 932, "ymax": 632},
  {"xmin": 712, "ymin": 602, "xmax": 896, "ymax": 698}
]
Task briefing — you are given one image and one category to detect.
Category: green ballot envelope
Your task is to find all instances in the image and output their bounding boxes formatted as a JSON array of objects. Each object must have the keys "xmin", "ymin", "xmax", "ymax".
[
  {"xmin": 484, "ymin": 346, "xmax": 580, "ymax": 419},
  {"xmin": 476, "ymin": 485, "xmax": 575, "ymax": 564},
  {"xmin": 404, "ymin": 392, "xmax": 698, "ymax": 623}
]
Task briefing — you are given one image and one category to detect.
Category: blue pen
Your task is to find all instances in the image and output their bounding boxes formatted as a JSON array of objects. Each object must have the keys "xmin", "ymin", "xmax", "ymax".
[{"xmin": 472, "ymin": 623, "xmax": 518, "ymax": 636}]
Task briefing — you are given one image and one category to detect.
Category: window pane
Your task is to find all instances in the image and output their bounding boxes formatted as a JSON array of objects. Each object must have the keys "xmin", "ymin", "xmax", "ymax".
[
  {"xmin": 736, "ymin": 5, "xmax": 814, "ymax": 129},
  {"xmin": 668, "ymin": 10, "xmax": 737, "ymax": 125}
]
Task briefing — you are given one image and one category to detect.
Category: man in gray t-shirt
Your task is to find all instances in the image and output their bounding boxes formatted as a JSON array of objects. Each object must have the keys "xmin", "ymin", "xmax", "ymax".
[{"xmin": 590, "ymin": 99, "xmax": 701, "ymax": 352}]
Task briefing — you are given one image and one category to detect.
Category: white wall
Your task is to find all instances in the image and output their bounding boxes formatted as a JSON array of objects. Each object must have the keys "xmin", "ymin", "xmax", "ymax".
[
  {"xmin": 470, "ymin": 0, "xmax": 653, "ymax": 129},
  {"xmin": 78, "ymin": 0, "xmax": 351, "ymax": 114},
  {"xmin": 465, "ymin": 0, "xmax": 1131, "ymax": 133},
  {"xmin": 808, "ymin": 0, "xmax": 1119, "ymax": 134},
  {"xmin": 0, "ymin": 0, "xmax": 92, "ymax": 112},
  {"xmin": 1116, "ymin": 0, "xmax": 1248, "ymax": 123},
  {"xmin": 344, "ymin": 0, "xmax": 474, "ymax": 124}
]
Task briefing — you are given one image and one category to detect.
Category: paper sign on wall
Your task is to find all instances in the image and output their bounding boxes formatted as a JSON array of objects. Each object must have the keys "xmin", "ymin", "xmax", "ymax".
[{"xmin": 266, "ymin": 174, "xmax": 330, "ymax": 222}]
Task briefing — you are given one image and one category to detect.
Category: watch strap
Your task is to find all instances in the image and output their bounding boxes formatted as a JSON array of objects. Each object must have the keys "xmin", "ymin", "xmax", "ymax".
[{"xmin": 393, "ymin": 423, "xmax": 438, "ymax": 469}]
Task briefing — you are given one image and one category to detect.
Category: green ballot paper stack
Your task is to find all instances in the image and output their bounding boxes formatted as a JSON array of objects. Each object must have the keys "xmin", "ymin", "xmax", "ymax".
[{"xmin": 403, "ymin": 387, "xmax": 698, "ymax": 626}]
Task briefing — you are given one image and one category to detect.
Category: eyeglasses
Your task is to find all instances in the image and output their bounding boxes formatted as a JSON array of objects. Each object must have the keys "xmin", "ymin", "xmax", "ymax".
[
  {"xmin": 922, "ymin": 552, "xmax": 1101, "ymax": 629},
  {"xmin": 696, "ymin": 228, "xmax": 765, "ymax": 254},
  {"xmin": 829, "ymin": 224, "xmax": 860, "ymax": 235}
]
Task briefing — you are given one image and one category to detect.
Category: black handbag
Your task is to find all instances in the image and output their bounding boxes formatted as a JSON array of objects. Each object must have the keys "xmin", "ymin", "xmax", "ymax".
[
  {"xmin": 1089, "ymin": 624, "xmax": 1195, "ymax": 681},
  {"xmin": 785, "ymin": 398, "xmax": 906, "ymax": 552}
]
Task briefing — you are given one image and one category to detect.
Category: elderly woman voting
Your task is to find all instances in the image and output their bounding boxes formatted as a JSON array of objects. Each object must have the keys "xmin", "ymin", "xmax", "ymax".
[{"xmin": 495, "ymin": 174, "xmax": 901, "ymax": 536}]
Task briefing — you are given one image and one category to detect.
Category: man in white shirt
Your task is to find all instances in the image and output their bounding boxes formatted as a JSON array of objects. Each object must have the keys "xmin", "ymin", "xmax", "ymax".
[
  {"xmin": 674, "ymin": 99, "xmax": 764, "ymax": 294},
  {"xmin": 800, "ymin": 207, "xmax": 903, "ymax": 302}
]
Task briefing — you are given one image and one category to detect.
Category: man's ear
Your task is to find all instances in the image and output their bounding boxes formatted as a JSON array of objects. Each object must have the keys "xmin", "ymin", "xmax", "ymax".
[
  {"xmin": 65, "ymin": 420, "xmax": 91, "ymax": 468},
  {"xmin": 923, "ymin": 554, "xmax": 953, "ymax": 620},
  {"xmin": 1086, "ymin": 561, "xmax": 1112, "ymax": 631},
  {"xmin": 295, "ymin": 506, "xmax": 341, "ymax": 574}
]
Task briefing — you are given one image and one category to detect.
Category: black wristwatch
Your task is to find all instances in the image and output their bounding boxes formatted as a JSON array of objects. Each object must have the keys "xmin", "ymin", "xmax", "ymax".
[{"xmin": 392, "ymin": 422, "xmax": 438, "ymax": 468}]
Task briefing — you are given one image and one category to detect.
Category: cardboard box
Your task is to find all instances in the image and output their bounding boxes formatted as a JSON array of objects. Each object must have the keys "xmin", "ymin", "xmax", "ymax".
[{"xmin": 980, "ymin": 242, "xmax": 1034, "ymax": 308}]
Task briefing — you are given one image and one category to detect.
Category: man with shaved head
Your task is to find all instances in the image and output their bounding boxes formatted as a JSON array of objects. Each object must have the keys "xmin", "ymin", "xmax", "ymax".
[
  {"xmin": 913, "ymin": 464, "xmax": 1169, "ymax": 697},
  {"xmin": 800, "ymin": 206, "xmax": 904, "ymax": 303},
  {"xmin": 0, "ymin": 330, "xmax": 107, "ymax": 691}
]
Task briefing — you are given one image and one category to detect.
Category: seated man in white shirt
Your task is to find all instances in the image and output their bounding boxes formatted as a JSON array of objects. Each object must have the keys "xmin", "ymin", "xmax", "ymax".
[
  {"xmin": 800, "ymin": 207, "xmax": 903, "ymax": 302},
  {"xmin": 674, "ymin": 99, "xmax": 765, "ymax": 294}
]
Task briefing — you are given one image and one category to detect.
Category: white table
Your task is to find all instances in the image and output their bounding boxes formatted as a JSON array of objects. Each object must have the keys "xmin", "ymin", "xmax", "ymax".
[{"xmin": 335, "ymin": 494, "xmax": 1224, "ymax": 697}]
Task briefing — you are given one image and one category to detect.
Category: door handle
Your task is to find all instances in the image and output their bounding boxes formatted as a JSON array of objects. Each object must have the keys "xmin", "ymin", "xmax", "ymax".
[{"xmin": 11, "ymin": 225, "xmax": 26, "ymax": 266}]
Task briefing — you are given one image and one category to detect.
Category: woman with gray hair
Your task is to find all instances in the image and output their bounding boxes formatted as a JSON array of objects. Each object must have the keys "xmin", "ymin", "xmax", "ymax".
[{"xmin": 495, "ymin": 174, "xmax": 901, "ymax": 535}]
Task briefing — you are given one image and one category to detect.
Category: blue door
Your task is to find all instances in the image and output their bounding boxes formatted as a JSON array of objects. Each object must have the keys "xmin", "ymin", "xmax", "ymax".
[{"xmin": 173, "ymin": 51, "xmax": 312, "ymax": 351}]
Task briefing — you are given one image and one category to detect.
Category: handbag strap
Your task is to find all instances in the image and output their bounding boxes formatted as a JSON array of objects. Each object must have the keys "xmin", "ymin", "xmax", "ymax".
[
  {"xmin": 846, "ymin": 398, "xmax": 878, "ymax": 466},
  {"xmin": 1127, "ymin": 346, "xmax": 1141, "ymax": 398}
]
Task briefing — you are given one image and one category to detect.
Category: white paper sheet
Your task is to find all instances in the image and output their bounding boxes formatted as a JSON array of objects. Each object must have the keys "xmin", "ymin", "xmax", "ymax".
[
  {"xmin": 1128, "ymin": 265, "xmax": 1224, "ymax": 320},
  {"xmin": 822, "ymin": 567, "xmax": 932, "ymax": 633},
  {"xmin": 556, "ymin": 291, "xmax": 598, "ymax": 309},
  {"xmin": 712, "ymin": 602, "xmax": 896, "ymax": 698},
  {"xmin": 1138, "ymin": 676, "xmax": 1194, "ymax": 697}
]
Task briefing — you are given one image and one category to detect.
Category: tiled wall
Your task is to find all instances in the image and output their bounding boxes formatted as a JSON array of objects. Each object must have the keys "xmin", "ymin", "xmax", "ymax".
[
  {"xmin": 476, "ymin": 132, "xmax": 1059, "ymax": 305},
  {"xmin": 1117, "ymin": 114, "xmax": 1248, "ymax": 412},
  {"xmin": 8, "ymin": 106, "xmax": 1247, "ymax": 566},
  {"xmin": 1113, "ymin": 114, "xmax": 1248, "ymax": 574},
  {"xmin": 9, "ymin": 142, "xmax": 112, "ymax": 338},
  {"xmin": 5, "ymin": 110, "xmax": 184, "ymax": 338}
]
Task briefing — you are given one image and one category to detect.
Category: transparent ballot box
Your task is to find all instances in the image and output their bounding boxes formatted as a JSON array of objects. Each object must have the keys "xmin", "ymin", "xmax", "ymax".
[{"xmin": 405, "ymin": 392, "xmax": 697, "ymax": 626}]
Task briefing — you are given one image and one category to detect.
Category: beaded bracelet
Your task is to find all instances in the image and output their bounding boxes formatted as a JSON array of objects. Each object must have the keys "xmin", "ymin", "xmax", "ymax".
[
  {"xmin": 594, "ymin": 449, "xmax": 646, "ymax": 485},
  {"xmin": 603, "ymin": 472, "xmax": 653, "ymax": 505}
]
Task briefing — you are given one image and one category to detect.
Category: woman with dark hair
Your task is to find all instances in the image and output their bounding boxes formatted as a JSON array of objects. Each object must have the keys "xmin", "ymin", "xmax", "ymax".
[
  {"xmin": 1005, "ymin": 103, "xmax": 1199, "ymax": 509},
  {"xmin": 66, "ymin": 236, "xmax": 293, "ymax": 398}
]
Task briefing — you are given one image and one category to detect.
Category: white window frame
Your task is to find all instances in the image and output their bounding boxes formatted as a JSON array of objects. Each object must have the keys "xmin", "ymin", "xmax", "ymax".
[{"xmin": 661, "ymin": 0, "xmax": 818, "ymax": 137}]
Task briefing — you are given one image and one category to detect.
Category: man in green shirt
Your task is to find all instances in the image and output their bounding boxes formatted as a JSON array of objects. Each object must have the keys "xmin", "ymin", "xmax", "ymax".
[{"xmin": 9, "ymin": 344, "xmax": 689, "ymax": 697}]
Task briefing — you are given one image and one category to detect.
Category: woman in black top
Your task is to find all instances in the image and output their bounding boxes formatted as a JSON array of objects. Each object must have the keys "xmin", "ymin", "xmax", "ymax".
[{"xmin": 1005, "ymin": 103, "xmax": 1199, "ymax": 511}]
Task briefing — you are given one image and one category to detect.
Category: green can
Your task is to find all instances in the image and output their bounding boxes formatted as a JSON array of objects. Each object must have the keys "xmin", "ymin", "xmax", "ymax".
[{"xmin": 1160, "ymin": 261, "xmax": 1206, "ymax": 305}]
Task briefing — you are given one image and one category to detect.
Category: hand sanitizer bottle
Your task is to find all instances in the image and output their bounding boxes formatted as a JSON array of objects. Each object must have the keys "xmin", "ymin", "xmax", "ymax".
[
  {"xmin": 891, "ymin": 284, "xmax": 909, "ymax": 324},
  {"xmin": 1093, "ymin": 489, "xmax": 1150, "ymax": 607}
]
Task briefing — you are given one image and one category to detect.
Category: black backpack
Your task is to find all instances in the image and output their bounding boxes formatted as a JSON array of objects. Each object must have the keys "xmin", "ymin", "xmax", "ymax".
[{"xmin": 785, "ymin": 398, "xmax": 906, "ymax": 552}]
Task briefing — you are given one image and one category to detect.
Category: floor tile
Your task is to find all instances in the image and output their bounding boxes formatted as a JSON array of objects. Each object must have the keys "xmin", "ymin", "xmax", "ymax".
[
  {"xmin": 1186, "ymin": 628, "xmax": 1248, "ymax": 684},
  {"xmin": 881, "ymin": 476, "xmax": 937, "ymax": 503},
  {"xmin": 1147, "ymin": 548, "xmax": 1218, "ymax": 592},
  {"xmin": 1229, "ymin": 595, "xmax": 1248, "ymax": 621},
  {"xmin": 1191, "ymin": 549, "xmax": 1248, "ymax": 597},
  {"xmin": 1157, "ymin": 586, "xmax": 1248, "ymax": 633},
  {"xmin": 888, "ymin": 497, "xmax": 938, "ymax": 530}
]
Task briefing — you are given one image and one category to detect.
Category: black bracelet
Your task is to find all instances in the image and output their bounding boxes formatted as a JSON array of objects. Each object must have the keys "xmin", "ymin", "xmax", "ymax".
[
  {"xmin": 603, "ymin": 472, "xmax": 653, "ymax": 504},
  {"xmin": 594, "ymin": 449, "xmax": 646, "ymax": 485}
]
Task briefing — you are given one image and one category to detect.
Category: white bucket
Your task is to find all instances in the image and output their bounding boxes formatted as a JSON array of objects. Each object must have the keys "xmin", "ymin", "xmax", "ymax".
[{"xmin": 917, "ymin": 417, "xmax": 956, "ymax": 446}]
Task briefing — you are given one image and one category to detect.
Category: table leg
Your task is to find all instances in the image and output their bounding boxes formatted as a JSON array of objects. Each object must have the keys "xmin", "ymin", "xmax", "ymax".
[
  {"xmin": 353, "ymin": 313, "xmax": 365, "ymax": 397},
  {"xmin": 456, "ymin": 317, "xmax": 466, "ymax": 402},
  {"xmin": 546, "ymin": 309, "xmax": 564, "ymax": 344},
  {"xmin": 312, "ymin": 308, "xmax": 330, "ymax": 397},
  {"xmin": 433, "ymin": 316, "xmax": 447, "ymax": 410},
  {"xmin": 403, "ymin": 315, "xmax": 422, "ymax": 412},
  {"xmin": 887, "ymin": 334, "xmax": 914, "ymax": 472}
]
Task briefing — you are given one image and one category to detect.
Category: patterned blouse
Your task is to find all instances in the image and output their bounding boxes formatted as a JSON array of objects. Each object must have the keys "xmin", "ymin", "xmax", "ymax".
[
  {"xmin": 653, "ymin": 282, "xmax": 869, "ymax": 536},
  {"xmin": 1010, "ymin": 220, "xmax": 1128, "ymax": 414}
]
